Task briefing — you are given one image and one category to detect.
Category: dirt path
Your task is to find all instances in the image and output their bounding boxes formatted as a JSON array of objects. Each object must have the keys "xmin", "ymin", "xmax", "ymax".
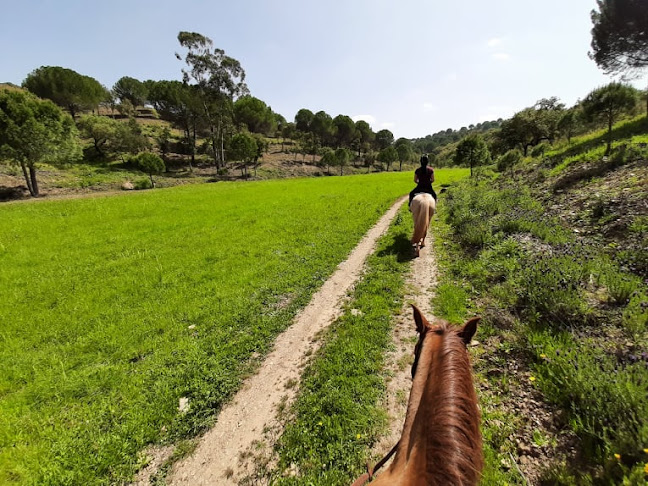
[
  {"xmin": 156, "ymin": 197, "xmax": 408, "ymax": 486},
  {"xmin": 369, "ymin": 231, "xmax": 439, "ymax": 470}
]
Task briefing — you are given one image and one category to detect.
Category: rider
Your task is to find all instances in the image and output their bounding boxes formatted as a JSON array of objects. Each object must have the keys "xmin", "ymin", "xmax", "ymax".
[{"xmin": 409, "ymin": 154, "xmax": 437, "ymax": 208}]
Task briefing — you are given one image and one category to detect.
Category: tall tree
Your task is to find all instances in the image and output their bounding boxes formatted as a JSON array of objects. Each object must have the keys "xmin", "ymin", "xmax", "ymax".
[
  {"xmin": 0, "ymin": 88, "xmax": 81, "ymax": 196},
  {"xmin": 294, "ymin": 108, "xmax": 314, "ymax": 133},
  {"xmin": 311, "ymin": 111, "xmax": 334, "ymax": 147},
  {"xmin": 581, "ymin": 82, "xmax": 638, "ymax": 153},
  {"xmin": 228, "ymin": 131, "xmax": 258, "ymax": 178},
  {"xmin": 145, "ymin": 80, "xmax": 202, "ymax": 170},
  {"xmin": 590, "ymin": 0, "xmax": 648, "ymax": 115},
  {"xmin": 590, "ymin": 0, "xmax": 648, "ymax": 75},
  {"xmin": 22, "ymin": 66, "xmax": 107, "ymax": 118},
  {"xmin": 394, "ymin": 138, "xmax": 413, "ymax": 171},
  {"xmin": 454, "ymin": 135, "xmax": 491, "ymax": 177},
  {"xmin": 234, "ymin": 96, "xmax": 277, "ymax": 135},
  {"xmin": 334, "ymin": 147, "xmax": 351, "ymax": 175},
  {"xmin": 176, "ymin": 31, "xmax": 248, "ymax": 169},
  {"xmin": 374, "ymin": 129, "xmax": 394, "ymax": 151},
  {"xmin": 354, "ymin": 120, "xmax": 374, "ymax": 158},
  {"xmin": 112, "ymin": 76, "xmax": 148, "ymax": 109},
  {"xmin": 332, "ymin": 114, "xmax": 356, "ymax": 148},
  {"xmin": 377, "ymin": 146, "xmax": 398, "ymax": 171}
]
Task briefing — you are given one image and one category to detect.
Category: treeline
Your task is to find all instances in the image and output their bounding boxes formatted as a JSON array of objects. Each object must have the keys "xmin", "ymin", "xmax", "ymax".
[{"xmin": 437, "ymin": 83, "xmax": 646, "ymax": 177}]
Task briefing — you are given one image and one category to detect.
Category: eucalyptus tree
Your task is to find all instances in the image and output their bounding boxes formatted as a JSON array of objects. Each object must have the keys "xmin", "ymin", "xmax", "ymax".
[
  {"xmin": 0, "ymin": 88, "xmax": 81, "ymax": 196},
  {"xmin": 176, "ymin": 31, "xmax": 248, "ymax": 169},
  {"xmin": 22, "ymin": 66, "xmax": 107, "ymax": 118}
]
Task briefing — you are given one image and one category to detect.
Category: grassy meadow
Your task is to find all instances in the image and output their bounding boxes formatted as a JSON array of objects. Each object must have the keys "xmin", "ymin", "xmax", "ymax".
[{"xmin": 0, "ymin": 169, "xmax": 468, "ymax": 485}]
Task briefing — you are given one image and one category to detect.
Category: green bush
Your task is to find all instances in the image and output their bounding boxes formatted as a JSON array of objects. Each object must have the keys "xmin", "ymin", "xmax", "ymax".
[
  {"xmin": 496, "ymin": 149, "xmax": 523, "ymax": 172},
  {"xmin": 603, "ymin": 267, "xmax": 641, "ymax": 305},
  {"xmin": 133, "ymin": 177, "xmax": 153, "ymax": 190},
  {"xmin": 530, "ymin": 143, "xmax": 549, "ymax": 158}
]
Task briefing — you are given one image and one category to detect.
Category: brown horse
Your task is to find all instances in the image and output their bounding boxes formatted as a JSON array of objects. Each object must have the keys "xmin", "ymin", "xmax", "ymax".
[
  {"xmin": 410, "ymin": 194, "xmax": 436, "ymax": 257},
  {"xmin": 355, "ymin": 306, "xmax": 483, "ymax": 485}
]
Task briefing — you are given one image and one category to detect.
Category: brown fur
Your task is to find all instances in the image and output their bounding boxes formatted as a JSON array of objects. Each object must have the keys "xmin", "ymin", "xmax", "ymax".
[
  {"xmin": 369, "ymin": 307, "xmax": 483, "ymax": 486},
  {"xmin": 411, "ymin": 193, "xmax": 436, "ymax": 252}
]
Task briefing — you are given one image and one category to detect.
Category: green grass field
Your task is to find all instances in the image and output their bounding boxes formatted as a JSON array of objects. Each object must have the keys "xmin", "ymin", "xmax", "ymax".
[{"xmin": 0, "ymin": 169, "xmax": 468, "ymax": 485}]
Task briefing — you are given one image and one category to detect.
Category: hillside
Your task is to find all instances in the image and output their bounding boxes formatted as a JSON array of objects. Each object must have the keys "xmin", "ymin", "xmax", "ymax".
[{"xmin": 432, "ymin": 115, "xmax": 648, "ymax": 484}]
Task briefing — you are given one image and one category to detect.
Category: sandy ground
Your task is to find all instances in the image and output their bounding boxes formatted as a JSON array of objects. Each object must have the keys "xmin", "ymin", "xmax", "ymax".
[{"xmin": 140, "ymin": 197, "xmax": 409, "ymax": 486}]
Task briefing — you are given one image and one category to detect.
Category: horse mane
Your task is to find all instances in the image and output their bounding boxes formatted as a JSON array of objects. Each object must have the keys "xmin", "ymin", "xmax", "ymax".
[{"xmin": 416, "ymin": 323, "xmax": 483, "ymax": 485}]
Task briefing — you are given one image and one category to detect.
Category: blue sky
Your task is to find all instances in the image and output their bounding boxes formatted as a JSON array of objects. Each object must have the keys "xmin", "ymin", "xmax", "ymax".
[{"xmin": 1, "ymin": 0, "xmax": 643, "ymax": 138}]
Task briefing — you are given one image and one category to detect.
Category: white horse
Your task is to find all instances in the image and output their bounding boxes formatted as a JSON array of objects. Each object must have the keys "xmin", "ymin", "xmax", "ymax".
[{"xmin": 410, "ymin": 193, "xmax": 436, "ymax": 257}]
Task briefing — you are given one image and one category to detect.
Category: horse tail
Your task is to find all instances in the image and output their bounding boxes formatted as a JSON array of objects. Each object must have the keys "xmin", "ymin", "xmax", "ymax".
[{"xmin": 411, "ymin": 194, "xmax": 435, "ymax": 245}]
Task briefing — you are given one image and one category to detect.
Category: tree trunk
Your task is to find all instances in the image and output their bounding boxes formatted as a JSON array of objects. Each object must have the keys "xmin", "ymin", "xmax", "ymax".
[
  {"xmin": 29, "ymin": 166, "xmax": 39, "ymax": 196},
  {"xmin": 20, "ymin": 161, "xmax": 35, "ymax": 196},
  {"xmin": 191, "ymin": 124, "xmax": 197, "ymax": 168},
  {"xmin": 149, "ymin": 174, "xmax": 155, "ymax": 188},
  {"xmin": 607, "ymin": 111, "xmax": 613, "ymax": 155}
]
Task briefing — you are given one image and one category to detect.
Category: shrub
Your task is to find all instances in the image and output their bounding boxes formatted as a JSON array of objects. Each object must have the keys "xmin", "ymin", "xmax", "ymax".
[
  {"xmin": 602, "ymin": 268, "xmax": 641, "ymax": 305},
  {"xmin": 530, "ymin": 143, "xmax": 549, "ymax": 158},
  {"xmin": 133, "ymin": 177, "xmax": 153, "ymax": 190},
  {"xmin": 131, "ymin": 152, "xmax": 165, "ymax": 188}
]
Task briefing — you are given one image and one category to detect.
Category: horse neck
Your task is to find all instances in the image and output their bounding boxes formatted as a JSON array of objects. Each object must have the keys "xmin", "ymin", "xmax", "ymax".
[{"xmin": 391, "ymin": 330, "xmax": 483, "ymax": 484}]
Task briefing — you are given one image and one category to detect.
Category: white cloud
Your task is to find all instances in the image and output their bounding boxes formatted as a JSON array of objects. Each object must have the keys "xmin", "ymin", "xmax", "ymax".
[
  {"xmin": 492, "ymin": 52, "xmax": 510, "ymax": 61},
  {"xmin": 487, "ymin": 37, "xmax": 503, "ymax": 48},
  {"xmin": 422, "ymin": 102, "xmax": 437, "ymax": 112},
  {"xmin": 352, "ymin": 114, "xmax": 376, "ymax": 125}
]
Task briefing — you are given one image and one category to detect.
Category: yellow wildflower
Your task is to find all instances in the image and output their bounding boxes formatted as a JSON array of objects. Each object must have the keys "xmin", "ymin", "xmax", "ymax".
[
  {"xmin": 644, "ymin": 462, "xmax": 648, "ymax": 474},
  {"xmin": 356, "ymin": 434, "xmax": 362, "ymax": 439},
  {"xmin": 540, "ymin": 353, "xmax": 547, "ymax": 359},
  {"xmin": 529, "ymin": 376, "xmax": 536, "ymax": 382},
  {"xmin": 318, "ymin": 421, "xmax": 323, "ymax": 426},
  {"xmin": 614, "ymin": 453, "xmax": 621, "ymax": 460}
]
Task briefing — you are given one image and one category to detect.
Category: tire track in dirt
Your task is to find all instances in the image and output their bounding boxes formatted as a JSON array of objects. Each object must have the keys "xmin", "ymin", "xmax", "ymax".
[
  {"xmin": 369, "ymin": 228, "xmax": 439, "ymax": 472},
  {"xmin": 142, "ymin": 197, "xmax": 408, "ymax": 486}
]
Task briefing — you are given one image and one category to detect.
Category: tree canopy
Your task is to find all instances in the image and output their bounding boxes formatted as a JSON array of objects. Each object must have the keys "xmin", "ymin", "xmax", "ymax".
[
  {"xmin": 234, "ymin": 96, "xmax": 277, "ymax": 135},
  {"xmin": 454, "ymin": 134, "xmax": 490, "ymax": 177},
  {"xmin": 113, "ymin": 76, "xmax": 148, "ymax": 108},
  {"xmin": 22, "ymin": 66, "xmax": 107, "ymax": 118},
  {"xmin": 0, "ymin": 88, "xmax": 81, "ymax": 196},
  {"xmin": 581, "ymin": 82, "xmax": 638, "ymax": 153},
  {"xmin": 590, "ymin": 0, "xmax": 648, "ymax": 75}
]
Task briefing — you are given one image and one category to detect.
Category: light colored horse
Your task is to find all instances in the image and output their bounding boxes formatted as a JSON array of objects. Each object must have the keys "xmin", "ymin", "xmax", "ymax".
[
  {"xmin": 410, "ymin": 193, "xmax": 436, "ymax": 257},
  {"xmin": 352, "ymin": 305, "xmax": 483, "ymax": 486}
]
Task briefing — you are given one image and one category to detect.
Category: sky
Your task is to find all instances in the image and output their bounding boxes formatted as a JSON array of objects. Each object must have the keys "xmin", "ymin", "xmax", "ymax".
[{"xmin": 1, "ymin": 0, "xmax": 644, "ymax": 139}]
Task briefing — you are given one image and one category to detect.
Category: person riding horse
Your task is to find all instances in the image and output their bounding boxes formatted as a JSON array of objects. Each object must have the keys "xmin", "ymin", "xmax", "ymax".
[{"xmin": 409, "ymin": 154, "xmax": 437, "ymax": 208}]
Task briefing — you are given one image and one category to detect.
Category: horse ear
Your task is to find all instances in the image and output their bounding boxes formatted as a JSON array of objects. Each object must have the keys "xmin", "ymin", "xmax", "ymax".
[
  {"xmin": 458, "ymin": 316, "xmax": 480, "ymax": 345},
  {"xmin": 411, "ymin": 304, "xmax": 427, "ymax": 334}
]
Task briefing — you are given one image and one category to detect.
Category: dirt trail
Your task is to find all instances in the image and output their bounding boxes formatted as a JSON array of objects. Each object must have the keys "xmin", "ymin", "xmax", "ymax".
[
  {"xmin": 159, "ymin": 197, "xmax": 407, "ymax": 486},
  {"xmin": 369, "ymin": 231, "xmax": 439, "ymax": 471}
]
